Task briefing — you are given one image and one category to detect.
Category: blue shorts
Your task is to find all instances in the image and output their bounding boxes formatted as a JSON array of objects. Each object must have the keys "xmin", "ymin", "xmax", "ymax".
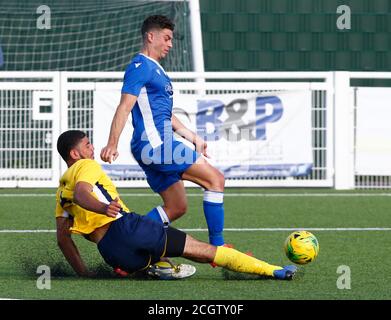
[
  {"xmin": 97, "ymin": 212, "xmax": 166, "ymax": 273},
  {"xmin": 132, "ymin": 139, "xmax": 201, "ymax": 193}
]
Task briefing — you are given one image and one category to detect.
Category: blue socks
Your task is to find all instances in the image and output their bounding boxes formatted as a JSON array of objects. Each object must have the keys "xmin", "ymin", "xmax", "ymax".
[
  {"xmin": 203, "ymin": 191, "xmax": 225, "ymax": 246},
  {"xmin": 146, "ymin": 206, "xmax": 170, "ymax": 228}
]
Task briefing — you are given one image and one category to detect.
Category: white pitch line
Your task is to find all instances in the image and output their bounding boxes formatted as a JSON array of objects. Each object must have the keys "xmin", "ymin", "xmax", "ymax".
[
  {"xmin": 0, "ymin": 230, "xmax": 56, "ymax": 233},
  {"xmin": 1, "ymin": 227, "xmax": 391, "ymax": 233},
  {"xmin": 1, "ymin": 193, "xmax": 391, "ymax": 197},
  {"xmin": 184, "ymin": 227, "xmax": 391, "ymax": 232}
]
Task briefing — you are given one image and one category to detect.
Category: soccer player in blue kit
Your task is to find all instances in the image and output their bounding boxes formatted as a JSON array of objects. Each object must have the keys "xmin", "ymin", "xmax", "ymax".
[{"xmin": 101, "ymin": 15, "xmax": 227, "ymax": 252}]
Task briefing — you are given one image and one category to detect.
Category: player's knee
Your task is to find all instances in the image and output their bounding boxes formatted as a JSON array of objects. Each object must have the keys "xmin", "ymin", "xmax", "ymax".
[
  {"xmin": 208, "ymin": 170, "xmax": 225, "ymax": 192},
  {"xmin": 175, "ymin": 201, "xmax": 187, "ymax": 216},
  {"xmin": 217, "ymin": 171, "xmax": 225, "ymax": 190},
  {"xmin": 167, "ymin": 201, "xmax": 187, "ymax": 220}
]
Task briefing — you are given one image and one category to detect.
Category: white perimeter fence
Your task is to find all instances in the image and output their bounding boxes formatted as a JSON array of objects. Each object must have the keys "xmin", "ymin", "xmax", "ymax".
[{"xmin": 0, "ymin": 71, "xmax": 390, "ymax": 189}]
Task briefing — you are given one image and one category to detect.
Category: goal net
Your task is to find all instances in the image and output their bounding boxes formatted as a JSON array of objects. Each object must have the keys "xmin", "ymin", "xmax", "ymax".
[
  {"xmin": 0, "ymin": 0, "xmax": 194, "ymax": 186},
  {"xmin": 0, "ymin": 0, "xmax": 192, "ymax": 71}
]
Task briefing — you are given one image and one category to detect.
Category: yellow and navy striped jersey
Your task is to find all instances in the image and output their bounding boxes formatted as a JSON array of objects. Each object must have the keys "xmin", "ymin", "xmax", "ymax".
[{"xmin": 55, "ymin": 159, "xmax": 130, "ymax": 235}]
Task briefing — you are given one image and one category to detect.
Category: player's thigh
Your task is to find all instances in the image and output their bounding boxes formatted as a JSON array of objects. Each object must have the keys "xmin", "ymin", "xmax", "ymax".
[
  {"xmin": 164, "ymin": 226, "xmax": 187, "ymax": 257},
  {"xmin": 182, "ymin": 156, "xmax": 225, "ymax": 191},
  {"xmin": 97, "ymin": 213, "xmax": 166, "ymax": 272}
]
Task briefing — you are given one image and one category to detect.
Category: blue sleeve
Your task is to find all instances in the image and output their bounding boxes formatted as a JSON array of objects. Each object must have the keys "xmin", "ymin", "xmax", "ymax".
[{"xmin": 121, "ymin": 61, "xmax": 151, "ymax": 96}]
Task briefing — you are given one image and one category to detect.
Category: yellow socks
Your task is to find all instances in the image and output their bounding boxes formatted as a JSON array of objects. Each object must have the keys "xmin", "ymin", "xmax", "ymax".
[{"xmin": 213, "ymin": 246, "xmax": 282, "ymax": 277}]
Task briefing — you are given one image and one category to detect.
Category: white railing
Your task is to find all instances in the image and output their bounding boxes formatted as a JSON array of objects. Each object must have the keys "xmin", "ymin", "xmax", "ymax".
[
  {"xmin": 0, "ymin": 71, "xmax": 389, "ymax": 189},
  {"xmin": 350, "ymin": 72, "xmax": 391, "ymax": 189},
  {"xmin": 0, "ymin": 72, "xmax": 61, "ymax": 188}
]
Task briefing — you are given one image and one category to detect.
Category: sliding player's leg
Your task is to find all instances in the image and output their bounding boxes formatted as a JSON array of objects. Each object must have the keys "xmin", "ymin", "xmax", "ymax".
[{"xmin": 181, "ymin": 234, "xmax": 297, "ymax": 280}]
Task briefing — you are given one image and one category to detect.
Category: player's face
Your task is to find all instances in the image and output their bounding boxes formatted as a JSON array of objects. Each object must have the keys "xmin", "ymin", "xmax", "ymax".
[
  {"xmin": 152, "ymin": 28, "xmax": 173, "ymax": 60},
  {"xmin": 74, "ymin": 136, "xmax": 94, "ymax": 160}
]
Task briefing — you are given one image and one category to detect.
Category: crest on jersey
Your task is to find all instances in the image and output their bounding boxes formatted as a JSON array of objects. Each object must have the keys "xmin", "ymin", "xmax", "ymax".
[{"xmin": 165, "ymin": 84, "xmax": 173, "ymax": 96}]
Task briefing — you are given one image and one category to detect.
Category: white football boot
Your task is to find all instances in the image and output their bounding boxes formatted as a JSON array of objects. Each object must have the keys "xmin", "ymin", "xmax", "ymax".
[{"xmin": 147, "ymin": 260, "xmax": 196, "ymax": 280}]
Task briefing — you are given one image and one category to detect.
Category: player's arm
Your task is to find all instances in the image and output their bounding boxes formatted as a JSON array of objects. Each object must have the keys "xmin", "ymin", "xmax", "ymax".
[
  {"xmin": 56, "ymin": 216, "xmax": 93, "ymax": 277},
  {"xmin": 100, "ymin": 93, "xmax": 137, "ymax": 163},
  {"xmin": 172, "ymin": 114, "xmax": 209, "ymax": 157},
  {"xmin": 74, "ymin": 181, "xmax": 122, "ymax": 218}
]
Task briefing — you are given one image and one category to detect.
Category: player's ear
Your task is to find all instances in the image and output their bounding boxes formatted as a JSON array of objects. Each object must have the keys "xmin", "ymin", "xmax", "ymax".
[
  {"xmin": 146, "ymin": 30, "xmax": 155, "ymax": 43},
  {"xmin": 69, "ymin": 148, "xmax": 80, "ymax": 160}
]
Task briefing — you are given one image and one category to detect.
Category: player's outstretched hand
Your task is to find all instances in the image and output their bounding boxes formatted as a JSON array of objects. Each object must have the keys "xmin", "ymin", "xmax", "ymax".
[
  {"xmin": 194, "ymin": 135, "xmax": 209, "ymax": 158},
  {"xmin": 105, "ymin": 197, "xmax": 122, "ymax": 218},
  {"xmin": 100, "ymin": 145, "xmax": 119, "ymax": 164}
]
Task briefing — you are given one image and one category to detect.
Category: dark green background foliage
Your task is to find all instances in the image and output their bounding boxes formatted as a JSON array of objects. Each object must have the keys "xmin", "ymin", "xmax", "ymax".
[
  {"xmin": 201, "ymin": 0, "xmax": 391, "ymax": 71},
  {"xmin": 1, "ymin": 0, "xmax": 390, "ymax": 71}
]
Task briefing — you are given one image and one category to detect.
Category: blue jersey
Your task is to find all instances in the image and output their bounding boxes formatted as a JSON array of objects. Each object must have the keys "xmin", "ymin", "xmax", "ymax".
[
  {"xmin": 121, "ymin": 53, "xmax": 173, "ymax": 153},
  {"xmin": 121, "ymin": 53, "xmax": 199, "ymax": 193}
]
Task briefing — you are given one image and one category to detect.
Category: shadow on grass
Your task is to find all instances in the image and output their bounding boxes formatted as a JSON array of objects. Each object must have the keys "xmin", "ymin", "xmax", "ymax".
[
  {"xmin": 221, "ymin": 267, "xmax": 305, "ymax": 281},
  {"xmin": 17, "ymin": 249, "xmax": 153, "ymax": 280}
]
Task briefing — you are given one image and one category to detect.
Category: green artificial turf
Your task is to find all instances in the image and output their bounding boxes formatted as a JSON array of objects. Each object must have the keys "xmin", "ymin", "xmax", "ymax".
[{"xmin": 0, "ymin": 188, "xmax": 390, "ymax": 300}]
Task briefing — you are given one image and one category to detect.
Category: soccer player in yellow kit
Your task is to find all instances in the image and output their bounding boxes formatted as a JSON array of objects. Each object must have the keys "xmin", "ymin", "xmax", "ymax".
[{"xmin": 55, "ymin": 130, "xmax": 297, "ymax": 280}]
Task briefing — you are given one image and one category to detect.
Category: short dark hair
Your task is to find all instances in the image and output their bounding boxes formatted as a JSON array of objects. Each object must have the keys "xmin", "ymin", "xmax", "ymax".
[
  {"xmin": 141, "ymin": 15, "xmax": 175, "ymax": 41},
  {"xmin": 57, "ymin": 130, "xmax": 86, "ymax": 162}
]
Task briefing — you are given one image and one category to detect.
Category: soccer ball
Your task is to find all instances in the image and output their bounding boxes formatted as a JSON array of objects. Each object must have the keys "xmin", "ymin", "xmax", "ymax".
[{"xmin": 284, "ymin": 231, "xmax": 319, "ymax": 264}]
